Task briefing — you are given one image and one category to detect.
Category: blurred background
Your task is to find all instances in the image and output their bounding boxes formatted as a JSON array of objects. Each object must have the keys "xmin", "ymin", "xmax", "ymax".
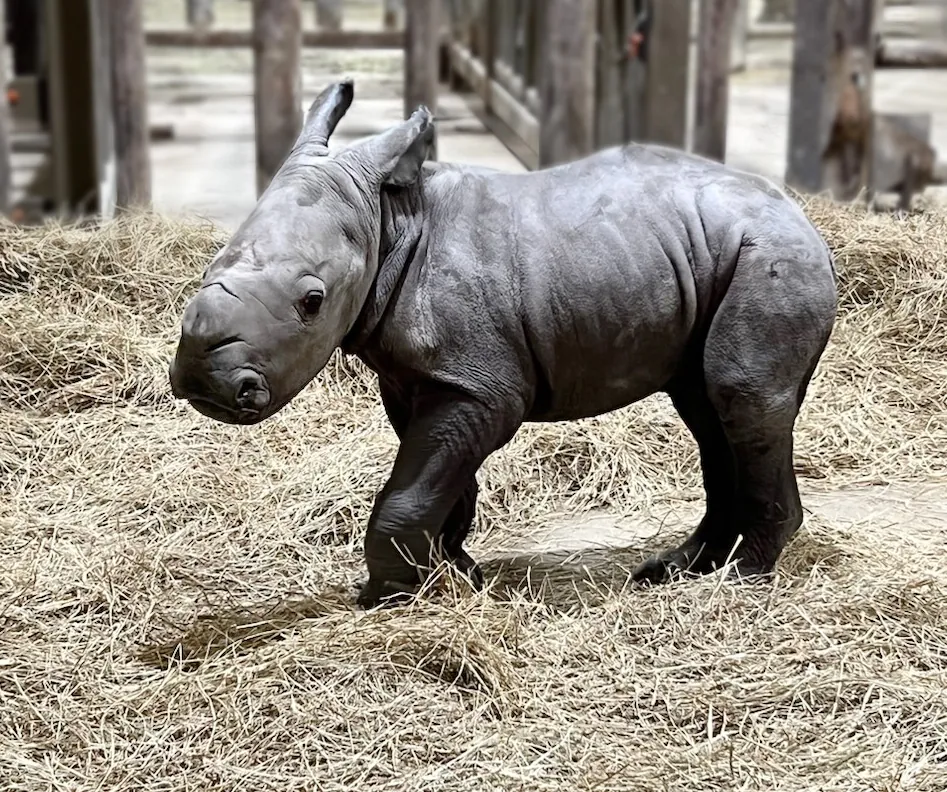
[{"xmin": 1, "ymin": 0, "xmax": 945, "ymax": 230}]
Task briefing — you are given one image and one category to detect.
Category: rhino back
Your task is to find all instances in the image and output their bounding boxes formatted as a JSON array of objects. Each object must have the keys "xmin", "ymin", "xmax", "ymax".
[{"xmin": 381, "ymin": 145, "xmax": 829, "ymax": 420}]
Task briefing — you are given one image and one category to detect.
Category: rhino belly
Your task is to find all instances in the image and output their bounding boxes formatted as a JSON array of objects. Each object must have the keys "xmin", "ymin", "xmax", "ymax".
[{"xmin": 524, "ymin": 268, "xmax": 692, "ymax": 422}]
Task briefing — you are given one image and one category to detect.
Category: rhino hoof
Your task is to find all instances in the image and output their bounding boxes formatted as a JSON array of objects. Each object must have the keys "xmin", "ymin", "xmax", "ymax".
[
  {"xmin": 355, "ymin": 577, "xmax": 420, "ymax": 610},
  {"xmin": 632, "ymin": 544, "xmax": 776, "ymax": 586},
  {"xmin": 450, "ymin": 549, "xmax": 485, "ymax": 590},
  {"xmin": 632, "ymin": 542, "xmax": 709, "ymax": 585}
]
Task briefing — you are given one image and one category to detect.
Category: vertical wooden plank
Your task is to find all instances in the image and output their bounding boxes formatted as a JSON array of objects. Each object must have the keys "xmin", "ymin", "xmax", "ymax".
[
  {"xmin": 480, "ymin": 0, "xmax": 498, "ymax": 110},
  {"xmin": 0, "ymin": 0, "xmax": 11, "ymax": 216},
  {"xmin": 786, "ymin": 0, "xmax": 876, "ymax": 198},
  {"xmin": 786, "ymin": 0, "xmax": 834, "ymax": 191},
  {"xmin": 108, "ymin": 0, "xmax": 152, "ymax": 210},
  {"xmin": 595, "ymin": 0, "xmax": 626, "ymax": 149},
  {"xmin": 498, "ymin": 0, "xmax": 516, "ymax": 67},
  {"xmin": 315, "ymin": 0, "xmax": 343, "ymax": 31},
  {"xmin": 404, "ymin": 0, "xmax": 440, "ymax": 159},
  {"xmin": 539, "ymin": 0, "xmax": 596, "ymax": 166},
  {"xmin": 186, "ymin": 0, "xmax": 215, "ymax": 31},
  {"xmin": 527, "ymin": 0, "xmax": 544, "ymax": 89},
  {"xmin": 693, "ymin": 0, "xmax": 737, "ymax": 161},
  {"xmin": 513, "ymin": 0, "xmax": 528, "ymax": 81},
  {"xmin": 620, "ymin": 0, "xmax": 645, "ymax": 143},
  {"xmin": 253, "ymin": 0, "xmax": 303, "ymax": 196},
  {"xmin": 89, "ymin": 0, "xmax": 117, "ymax": 219},
  {"xmin": 46, "ymin": 0, "xmax": 99, "ymax": 214},
  {"xmin": 7, "ymin": 0, "xmax": 43, "ymax": 76},
  {"xmin": 644, "ymin": 0, "xmax": 691, "ymax": 148}
]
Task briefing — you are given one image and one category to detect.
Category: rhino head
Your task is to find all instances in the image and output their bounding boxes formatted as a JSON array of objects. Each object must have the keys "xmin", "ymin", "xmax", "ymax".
[{"xmin": 168, "ymin": 80, "xmax": 434, "ymax": 425}]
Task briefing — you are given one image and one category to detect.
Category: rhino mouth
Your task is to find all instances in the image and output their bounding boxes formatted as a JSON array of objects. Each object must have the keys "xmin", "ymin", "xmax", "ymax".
[{"xmin": 187, "ymin": 396, "xmax": 265, "ymax": 426}]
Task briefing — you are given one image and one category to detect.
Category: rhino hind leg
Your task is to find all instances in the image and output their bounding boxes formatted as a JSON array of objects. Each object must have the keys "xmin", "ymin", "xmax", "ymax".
[
  {"xmin": 634, "ymin": 250, "xmax": 835, "ymax": 585},
  {"xmin": 632, "ymin": 372, "xmax": 741, "ymax": 583}
]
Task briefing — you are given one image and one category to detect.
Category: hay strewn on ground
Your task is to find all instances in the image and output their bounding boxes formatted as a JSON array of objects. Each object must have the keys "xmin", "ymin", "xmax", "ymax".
[{"xmin": 0, "ymin": 196, "xmax": 945, "ymax": 791}]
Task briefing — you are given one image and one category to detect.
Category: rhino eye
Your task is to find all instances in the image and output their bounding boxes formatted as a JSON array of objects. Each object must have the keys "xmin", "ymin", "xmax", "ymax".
[{"xmin": 302, "ymin": 290, "xmax": 324, "ymax": 316}]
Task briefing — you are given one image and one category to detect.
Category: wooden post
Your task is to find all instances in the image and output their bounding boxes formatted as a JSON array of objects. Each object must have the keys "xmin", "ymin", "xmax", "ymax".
[
  {"xmin": 253, "ymin": 0, "xmax": 303, "ymax": 196},
  {"xmin": 643, "ymin": 0, "xmax": 692, "ymax": 149},
  {"xmin": 539, "ymin": 0, "xmax": 596, "ymax": 166},
  {"xmin": 89, "ymin": 0, "xmax": 117, "ymax": 219},
  {"xmin": 314, "ymin": 0, "xmax": 342, "ymax": 31},
  {"xmin": 0, "ymin": 0, "xmax": 10, "ymax": 215},
  {"xmin": 693, "ymin": 0, "xmax": 738, "ymax": 161},
  {"xmin": 404, "ymin": 0, "xmax": 439, "ymax": 159},
  {"xmin": 620, "ymin": 0, "xmax": 645, "ymax": 143},
  {"xmin": 595, "ymin": 0, "xmax": 626, "ymax": 149},
  {"xmin": 383, "ymin": 0, "xmax": 403, "ymax": 31},
  {"xmin": 186, "ymin": 0, "xmax": 215, "ymax": 31},
  {"xmin": 786, "ymin": 0, "xmax": 878, "ymax": 199},
  {"xmin": 108, "ymin": 0, "xmax": 152, "ymax": 210}
]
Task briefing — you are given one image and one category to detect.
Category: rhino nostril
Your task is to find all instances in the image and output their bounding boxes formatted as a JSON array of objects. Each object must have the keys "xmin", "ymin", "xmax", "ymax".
[{"xmin": 234, "ymin": 372, "xmax": 270, "ymax": 411}]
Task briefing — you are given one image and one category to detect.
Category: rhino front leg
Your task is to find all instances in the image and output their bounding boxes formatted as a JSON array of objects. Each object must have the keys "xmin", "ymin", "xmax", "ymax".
[
  {"xmin": 439, "ymin": 480, "xmax": 483, "ymax": 587},
  {"xmin": 357, "ymin": 388, "xmax": 521, "ymax": 608},
  {"xmin": 377, "ymin": 382, "xmax": 483, "ymax": 586}
]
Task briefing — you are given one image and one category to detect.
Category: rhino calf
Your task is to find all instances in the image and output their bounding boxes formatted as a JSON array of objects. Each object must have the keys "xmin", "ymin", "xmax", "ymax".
[{"xmin": 169, "ymin": 80, "xmax": 837, "ymax": 608}]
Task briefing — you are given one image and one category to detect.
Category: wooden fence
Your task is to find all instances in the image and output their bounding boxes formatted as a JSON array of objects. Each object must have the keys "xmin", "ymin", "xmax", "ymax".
[
  {"xmin": 442, "ymin": 0, "xmax": 703, "ymax": 170},
  {"xmin": 440, "ymin": 0, "xmax": 945, "ymax": 207}
]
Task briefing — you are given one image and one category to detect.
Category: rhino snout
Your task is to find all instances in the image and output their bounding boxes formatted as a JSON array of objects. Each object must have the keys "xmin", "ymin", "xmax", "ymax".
[{"xmin": 234, "ymin": 371, "xmax": 270, "ymax": 412}]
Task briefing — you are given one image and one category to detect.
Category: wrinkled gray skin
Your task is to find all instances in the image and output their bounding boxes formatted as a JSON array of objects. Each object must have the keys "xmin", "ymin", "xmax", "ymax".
[{"xmin": 169, "ymin": 80, "xmax": 838, "ymax": 608}]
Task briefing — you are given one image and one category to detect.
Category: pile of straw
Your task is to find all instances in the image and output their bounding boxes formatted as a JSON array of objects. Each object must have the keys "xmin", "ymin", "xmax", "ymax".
[{"xmin": 0, "ymin": 196, "xmax": 945, "ymax": 791}]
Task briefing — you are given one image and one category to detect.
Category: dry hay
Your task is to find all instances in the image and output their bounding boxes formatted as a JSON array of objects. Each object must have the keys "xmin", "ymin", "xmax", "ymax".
[{"xmin": 0, "ymin": 196, "xmax": 945, "ymax": 791}]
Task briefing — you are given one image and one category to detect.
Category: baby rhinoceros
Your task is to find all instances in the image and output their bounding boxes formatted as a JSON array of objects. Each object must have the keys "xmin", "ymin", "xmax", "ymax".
[{"xmin": 168, "ymin": 80, "xmax": 837, "ymax": 608}]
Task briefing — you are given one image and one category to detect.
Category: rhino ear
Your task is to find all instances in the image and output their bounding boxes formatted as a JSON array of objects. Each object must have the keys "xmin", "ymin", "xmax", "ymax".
[
  {"xmin": 298, "ymin": 79, "xmax": 355, "ymax": 153},
  {"xmin": 384, "ymin": 108, "xmax": 436, "ymax": 187},
  {"xmin": 356, "ymin": 106, "xmax": 435, "ymax": 188}
]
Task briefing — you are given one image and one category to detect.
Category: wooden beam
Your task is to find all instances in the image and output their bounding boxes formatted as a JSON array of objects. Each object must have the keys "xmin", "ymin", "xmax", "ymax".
[
  {"xmin": 186, "ymin": 0, "xmax": 215, "ymax": 31},
  {"xmin": 876, "ymin": 39, "xmax": 947, "ymax": 68},
  {"xmin": 785, "ymin": 0, "xmax": 878, "ymax": 199},
  {"xmin": 404, "ymin": 0, "xmax": 439, "ymax": 159},
  {"xmin": 253, "ymin": 0, "xmax": 302, "ymax": 196},
  {"xmin": 539, "ymin": 0, "xmax": 596, "ymax": 166},
  {"xmin": 108, "ymin": 0, "xmax": 152, "ymax": 210},
  {"xmin": 0, "ymin": 0, "xmax": 10, "ymax": 215},
  {"xmin": 644, "ymin": 0, "xmax": 692, "ymax": 149},
  {"xmin": 145, "ymin": 28, "xmax": 406, "ymax": 48},
  {"xmin": 693, "ymin": 0, "xmax": 738, "ymax": 161},
  {"xmin": 314, "ymin": 0, "xmax": 342, "ymax": 31}
]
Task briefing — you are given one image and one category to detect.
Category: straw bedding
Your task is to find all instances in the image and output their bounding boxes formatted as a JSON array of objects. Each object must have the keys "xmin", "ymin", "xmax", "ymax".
[{"xmin": 0, "ymin": 196, "xmax": 945, "ymax": 791}]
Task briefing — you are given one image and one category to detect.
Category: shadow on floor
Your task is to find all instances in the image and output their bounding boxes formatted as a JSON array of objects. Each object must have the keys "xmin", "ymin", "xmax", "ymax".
[{"xmin": 133, "ymin": 535, "xmax": 681, "ymax": 671}]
